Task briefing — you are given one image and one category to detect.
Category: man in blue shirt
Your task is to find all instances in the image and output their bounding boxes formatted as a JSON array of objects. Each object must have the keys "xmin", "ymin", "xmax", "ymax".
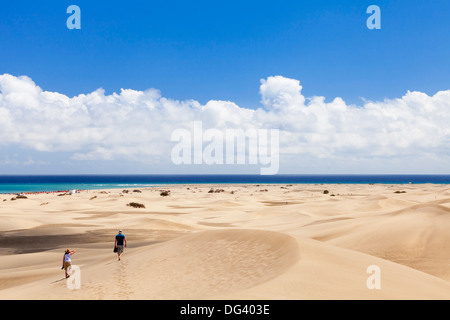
[{"xmin": 114, "ymin": 230, "xmax": 127, "ymax": 261}]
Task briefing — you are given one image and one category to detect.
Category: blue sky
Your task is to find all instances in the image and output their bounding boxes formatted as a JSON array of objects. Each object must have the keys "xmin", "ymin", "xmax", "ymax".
[
  {"xmin": 0, "ymin": 0, "xmax": 449, "ymax": 174},
  {"xmin": 1, "ymin": 0, "xmax": 449, "ymax": 107}
]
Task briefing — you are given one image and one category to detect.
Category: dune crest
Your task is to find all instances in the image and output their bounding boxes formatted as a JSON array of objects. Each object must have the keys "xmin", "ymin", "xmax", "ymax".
[{"xmin": 0, "ymin": 229, "xmax": 300, "ymax": 300}]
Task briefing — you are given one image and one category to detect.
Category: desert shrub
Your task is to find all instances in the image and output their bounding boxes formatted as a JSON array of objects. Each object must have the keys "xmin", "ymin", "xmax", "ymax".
[
  {"xmin": 127, "ymin": 202, "xmax": 146, "ymax": 208},
  {"xmin": 323, "ymin": 190, "xmax": 329, "ymax": 194},
  {"xmin": 160, "ymin": 190, "xmax": 171, "ymax": 197}
]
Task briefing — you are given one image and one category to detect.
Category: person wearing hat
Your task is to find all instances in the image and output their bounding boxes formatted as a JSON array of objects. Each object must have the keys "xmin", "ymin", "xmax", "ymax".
[
  {"xmin": 114, "ymin": 230, "xmax": 127, "ymax": 261},
  {"xmin": 62, "ymin": 249, "xmax": 76, "ymax": 278}
]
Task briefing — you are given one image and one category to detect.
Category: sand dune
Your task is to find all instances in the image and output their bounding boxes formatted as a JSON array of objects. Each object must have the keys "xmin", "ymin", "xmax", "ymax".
[
  {"xmin": 321, "ymin": 204, "xmax": 450, "ymax": 280},
  {"xmin": 0, "ymin": 184, "xmax": 449, "ymax": 300}
]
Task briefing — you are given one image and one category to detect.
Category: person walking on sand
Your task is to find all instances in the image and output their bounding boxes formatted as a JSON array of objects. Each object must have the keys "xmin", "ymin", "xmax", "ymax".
[
  {"xmin": 62, "ymin": 249, "xmax": 76, "ymax": 278},
  {"xmin": 114, "ymin": 230, "xmax": 127, "ymax": 261}
]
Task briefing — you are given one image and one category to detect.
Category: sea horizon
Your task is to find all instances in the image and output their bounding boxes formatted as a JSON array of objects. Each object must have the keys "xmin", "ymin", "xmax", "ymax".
[{"xmin": 1, "ymin": 174, "xmax": 449, "ymax": 194}]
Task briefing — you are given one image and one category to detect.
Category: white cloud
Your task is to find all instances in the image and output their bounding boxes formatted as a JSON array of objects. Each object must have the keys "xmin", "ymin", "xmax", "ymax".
[
  {"xmin": 259, "ymin": 76, "xmax": 305, "ymax": 111},
  {"xmin": 0, "ymin": 73, "xmax": 449, "ymax": 173}
]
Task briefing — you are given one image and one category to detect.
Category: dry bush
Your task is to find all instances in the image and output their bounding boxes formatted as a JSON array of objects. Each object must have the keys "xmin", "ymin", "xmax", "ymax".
[{"xmin": 127, "ymin": 202, "xmax": 146, "ymax": 208}]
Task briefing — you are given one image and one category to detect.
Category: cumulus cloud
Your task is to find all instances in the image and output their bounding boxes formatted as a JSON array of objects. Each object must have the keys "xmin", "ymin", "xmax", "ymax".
[{"xmin": 0, "ymin": 73, "xmax": 449, "ymax": 172}]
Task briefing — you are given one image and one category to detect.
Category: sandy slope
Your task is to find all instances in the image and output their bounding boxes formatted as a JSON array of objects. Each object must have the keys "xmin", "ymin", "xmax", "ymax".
[{"xmin": 0, "ymin": 184, "xmax": 449, "ymax": 300}]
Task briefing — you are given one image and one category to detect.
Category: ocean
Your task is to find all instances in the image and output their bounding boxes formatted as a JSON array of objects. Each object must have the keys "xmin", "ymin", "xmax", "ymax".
[{"xmin": 0, "ymin": 175, "xmax": 449, "ymax": 194}]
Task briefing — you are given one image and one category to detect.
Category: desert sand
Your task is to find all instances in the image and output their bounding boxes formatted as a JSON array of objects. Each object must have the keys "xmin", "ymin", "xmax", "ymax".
[{"xmin": 0, "ymin": 183, "xmax": 449, "ymax": 300}]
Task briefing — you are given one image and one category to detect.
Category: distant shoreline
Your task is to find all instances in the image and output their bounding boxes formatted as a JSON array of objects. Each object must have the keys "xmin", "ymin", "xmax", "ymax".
[
  {"xmin": 0, "ymin": 174, "xmax": 449, "ymax": 194},
  {"xmin": 1, "ymin": 180, "xmax": 449, "ymax": 195}
]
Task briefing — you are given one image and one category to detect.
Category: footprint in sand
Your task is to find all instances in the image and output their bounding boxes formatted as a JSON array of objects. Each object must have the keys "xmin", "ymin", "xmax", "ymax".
[{"xmin": 113, "ymin": 259, "xmax": 134, "ymax": 299}]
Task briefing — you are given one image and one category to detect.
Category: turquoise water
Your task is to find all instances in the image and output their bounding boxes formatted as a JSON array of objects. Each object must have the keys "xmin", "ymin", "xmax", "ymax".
[
  {"xmin": 0, "ymin": 175, "xmax": 449, "ymax": 194},
  {"xmin": 0, "ymin": 183, "xmax": 159, "ymax": 194}
]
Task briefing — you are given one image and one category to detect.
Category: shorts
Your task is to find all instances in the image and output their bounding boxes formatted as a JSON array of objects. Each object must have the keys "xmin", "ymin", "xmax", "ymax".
[
  {"xmin": 64, "ymin": 261, "xmax": 71, "ymax": 270},
  {"xmin": 116, "ymin": 245, "xmax": 124, "ymax": 254}
]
